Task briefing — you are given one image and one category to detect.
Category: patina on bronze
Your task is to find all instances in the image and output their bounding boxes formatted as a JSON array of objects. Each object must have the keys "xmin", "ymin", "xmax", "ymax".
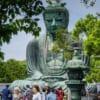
[{"xmin": 10, "ymin": 0, "xmax": 70, "ymax": 93}]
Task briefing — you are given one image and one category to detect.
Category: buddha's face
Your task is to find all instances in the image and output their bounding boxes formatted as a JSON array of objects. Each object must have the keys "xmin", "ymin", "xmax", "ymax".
[{"xmin": 43, "ymin": 11, "xmax": 68, "ymax": 35}]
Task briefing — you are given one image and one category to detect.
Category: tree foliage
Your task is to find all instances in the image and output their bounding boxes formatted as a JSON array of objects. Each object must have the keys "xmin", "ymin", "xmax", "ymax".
[
  {"xmin": 81, "ymin": 0, "xmax": 96, "ymax": 8},
  {"xmin": 0, "ymin": 59, "xmax": 27, "ymax": 83},
  {"xmin": 0, "ymin": 0, "xmax": 44, "ymax": 59},
  {"xmin": 72, "ymin": 14, "xmax": 100, "ymax": 82},
  {"xmin": 85, "ymin": 57, "xmax": 100, "ymax": 82},
  {"xmin": 51, "ymin": 28, "xmax": 73, "ymax": 60},
  {"xmin": 72, "ymin": 14, "xmax": 100, "ymax": 56}
]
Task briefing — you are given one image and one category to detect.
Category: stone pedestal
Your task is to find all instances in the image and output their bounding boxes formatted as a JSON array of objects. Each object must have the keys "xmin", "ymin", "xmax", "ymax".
[
  {"xmin": 66, "ymin": 80, "xmax": 84, "ymax": 100},
  {"xmin": 66, "ymin": 51, "xmax": 89, "ymax": 100}
]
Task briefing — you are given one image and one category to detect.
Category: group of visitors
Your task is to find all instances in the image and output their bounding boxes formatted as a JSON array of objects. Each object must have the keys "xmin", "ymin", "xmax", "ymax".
[
  {"xmin": 1, "ymin": 84, "xmax": 100, "ymax": 100},
  {"xmin": 0, "ymin": 84, "xmax": 66, "ymax": 100}
]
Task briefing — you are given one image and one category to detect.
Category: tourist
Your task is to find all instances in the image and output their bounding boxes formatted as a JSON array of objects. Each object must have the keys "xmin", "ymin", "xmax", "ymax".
[
  {"xmin": 97, "ymin": 91, "xmax": 100, "ymax": 100},
  {"xmin": 44, "ymin": 83, "xmax": 50, "ymax": 94},
  {"xmin": 32, "ymin": 85, "xmax": 42, "ymax": 100},
  {"xmin": 13, "ymin": 87, "xmax": 22, "ymax": 100},
  {"xmin": 56, "ymin": 87, "xmax": 64, "ymax": 100},
  {"xmin": 41, "ymin": 88, "xmax": 46, "ymax": 100},
  {"xmin": 24, "ymin": 85, "xmax": 30, "ymax": 96},
  {"xmin": 1, "ymin": 85, "xmax": 10, "ymax": 100},
  {"xmin": 93, "ymin": 91, "xmax": 100, "ymax": 100},
  {"xmin": 25, "ymin": 85, "xmax": 33, "ymax": 100},
  {"xmin": 81, "ymin": 86, "xmax": 86, "ymax": 96},
  {"xmin": 46, "ymin": 88, "xmax": 57, "ymax": 100},
  {"xmin": 8, "ymin": 91, "xmax": 12, "ymax": 100}
]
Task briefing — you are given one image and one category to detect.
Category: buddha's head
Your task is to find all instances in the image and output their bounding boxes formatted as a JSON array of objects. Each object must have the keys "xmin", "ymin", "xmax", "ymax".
[{"xmin": 43, "ymin": 1, "xmax": 69, "ymax": 40}]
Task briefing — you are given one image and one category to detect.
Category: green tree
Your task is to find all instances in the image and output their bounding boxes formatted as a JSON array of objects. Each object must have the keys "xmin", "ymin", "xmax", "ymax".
[
  {"xmin": 72, "ymin": 14, "xmax": 100, "ymax": 82},
  {"xmin": 46, "ymin": 0, "xmax": 96, "ymax": 7},
  {"xmin": 0, "ymin": 59, "xmax": 27, "ymax": 83},
  {"xmin": 0, "ymin": 0, "xmax": 44, "ymax": 59},
  {"xmin": 80, "ymin": 0, "xmax": 96, "ymax": 7},
  {"xmin": 85, "ymin": 56, "xmax": 100, "ymax": 82},
  {"xmin": 51, "ymin": 28, "xmax": 73, "ymax": 60},
  {"xmin": 72, "ymin": 14, "xmax": 100, "ymax": 56}
]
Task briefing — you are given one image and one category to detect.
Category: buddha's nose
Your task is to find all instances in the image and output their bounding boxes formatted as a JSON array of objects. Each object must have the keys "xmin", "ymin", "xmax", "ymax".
[{"xmin": 51, "ymin": 18, "xmax": 56, "ymax": 26}]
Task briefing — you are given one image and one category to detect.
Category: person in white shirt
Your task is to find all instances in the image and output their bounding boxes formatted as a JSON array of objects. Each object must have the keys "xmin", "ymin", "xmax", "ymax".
[
  {"xmin": 32, "ymin": 85, "xmax": 42, "ymax": 100},
  {"xmin": 41, "ymin": 88, "xmax": 46, "ymax": 100}
]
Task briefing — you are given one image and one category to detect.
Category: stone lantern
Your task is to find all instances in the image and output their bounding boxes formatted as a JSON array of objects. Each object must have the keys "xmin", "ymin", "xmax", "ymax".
[{"xmin": 66, "ymin": 50, "xmax": 89, "ymax": 100}]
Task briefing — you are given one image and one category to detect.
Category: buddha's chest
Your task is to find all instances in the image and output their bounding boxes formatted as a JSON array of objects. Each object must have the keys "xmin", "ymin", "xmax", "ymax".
[{"xmin": 43, "ymin": 38, "xmax": 66, "ymax": 76}]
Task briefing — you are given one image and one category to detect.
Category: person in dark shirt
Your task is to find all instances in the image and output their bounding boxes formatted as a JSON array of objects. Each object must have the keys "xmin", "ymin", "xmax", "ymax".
[
  {"xmin": 25, "ymin": 85, "xmax": 33, "ymax": 100},
  {"xmin": 2, "ymin": 85, "xmax": 10, "ymax": 100},
  {"xmin": 8, "ymin": 91, "xmax": 12, "ymax": 100}
]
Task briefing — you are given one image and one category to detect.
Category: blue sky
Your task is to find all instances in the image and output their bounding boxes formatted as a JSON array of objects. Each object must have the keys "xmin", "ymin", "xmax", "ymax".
[{"xmin": 2, "ymin": 0, "xmax": 100, "ymax": 61}]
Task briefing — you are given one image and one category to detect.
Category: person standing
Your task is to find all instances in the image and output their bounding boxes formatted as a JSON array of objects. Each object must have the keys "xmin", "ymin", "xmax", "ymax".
[
  {"xmin": 8, "ymin": 91, "xmax": 12, "ymax": 100},
  {"xmin": 56, "ymin": 87, "xmax": 64, "ymax": 100},
  {"xmin": 1, "ymin": 85, "xmax": 10, "ymax": 100},
  {"xmin": 41, "ymin": 88, "xmax": 46, "ymax": 100},
  {"xmin": 13, "ymin": 87, "xmax": 22, "ymax": 100},
  {"xmin": 25, "ymin": 85, "xmax": 33, "ymax": 100},
  {"xmin": 46, "ymin": 88, "xmax": 57, "ymax": 100},
  {"xmin": 32, "ymin": 85, "xmax": 42, "ymax": 100},
  {"xmin": 97, "ymin": 91, "xmax": 100, "ymax": 100},
  {"xmin": 44, "ymin": 83, "xmax": 50, "ymax": 94}
]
